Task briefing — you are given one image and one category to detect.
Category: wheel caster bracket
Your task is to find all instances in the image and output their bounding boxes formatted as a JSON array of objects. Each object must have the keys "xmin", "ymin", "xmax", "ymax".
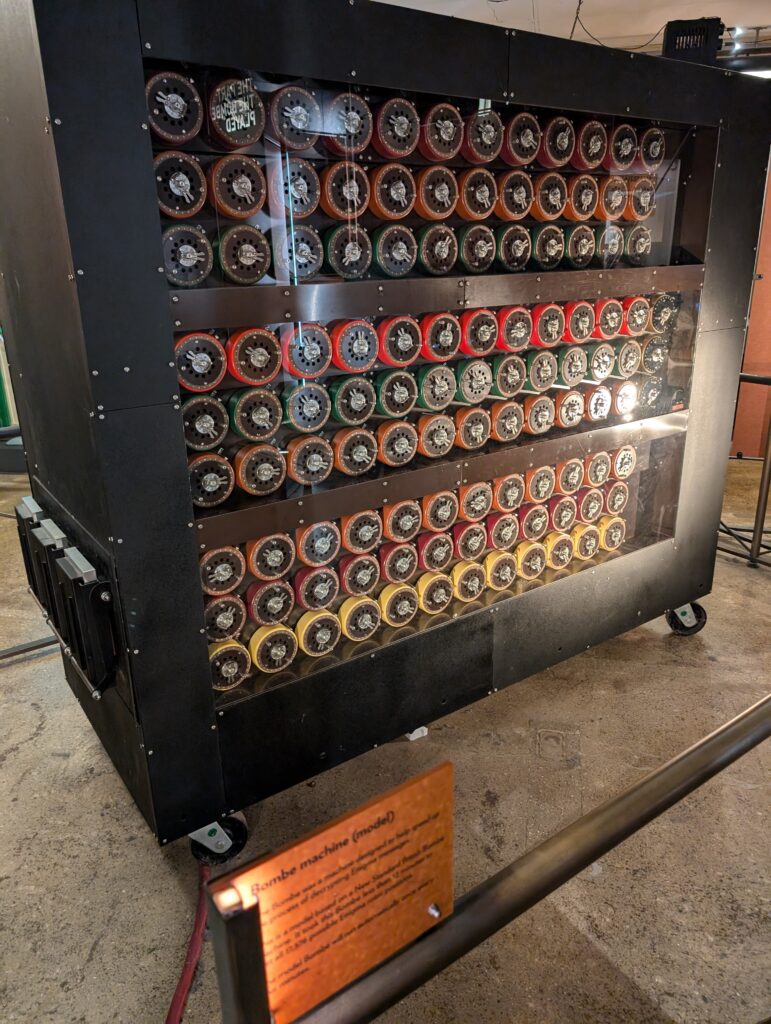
[{"xmin": 665, "ymin": 601, "xmax": 707, "ymax": 636}]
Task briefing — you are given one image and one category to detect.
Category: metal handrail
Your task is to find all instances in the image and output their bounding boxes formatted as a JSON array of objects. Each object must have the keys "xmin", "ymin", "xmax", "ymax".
[{"xmin": 209, "ymin": 694, "xmax": 771, "ymax": 1024}]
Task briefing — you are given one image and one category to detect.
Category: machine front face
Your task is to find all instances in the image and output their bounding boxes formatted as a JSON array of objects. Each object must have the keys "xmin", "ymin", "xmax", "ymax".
[{"xmin": 2, "ymin": 0, "xmax": 766, "ymax": 839}]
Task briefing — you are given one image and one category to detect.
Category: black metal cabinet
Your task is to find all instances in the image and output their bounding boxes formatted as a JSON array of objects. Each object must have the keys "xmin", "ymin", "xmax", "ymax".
[{"xmin": 0, "ymin": 0, "xmax": 767, "ymax": 843}]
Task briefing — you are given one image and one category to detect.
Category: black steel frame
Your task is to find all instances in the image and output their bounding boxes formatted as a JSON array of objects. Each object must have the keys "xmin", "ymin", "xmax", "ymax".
[{"xmin": 0, "ymin": 0, "xmax": 768, "ymax": 844}]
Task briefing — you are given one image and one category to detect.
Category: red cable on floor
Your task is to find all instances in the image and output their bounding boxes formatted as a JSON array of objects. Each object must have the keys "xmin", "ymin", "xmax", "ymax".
[{"xmin": 166, "ymin": 862, "xmax": 212, "ymax": 1024}]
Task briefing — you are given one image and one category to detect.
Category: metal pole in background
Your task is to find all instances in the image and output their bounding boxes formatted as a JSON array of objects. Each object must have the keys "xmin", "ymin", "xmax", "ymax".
[
  {"xmin": 749, "ymin": 416, "xmax": 771, "ymax": 566},
  {"xmin": 294, "ymin": 694, "xmax": 771, "ymax": 1024}
]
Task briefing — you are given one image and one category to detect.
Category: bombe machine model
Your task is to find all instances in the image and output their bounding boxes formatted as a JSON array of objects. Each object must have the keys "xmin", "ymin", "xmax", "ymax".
[{"xmin": 0, "ymin": 0, "xmax": 767, "ymax": 845}]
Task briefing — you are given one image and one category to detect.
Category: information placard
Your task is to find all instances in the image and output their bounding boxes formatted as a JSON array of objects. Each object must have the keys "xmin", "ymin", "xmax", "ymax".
[{"xmin": 211, "ymin": 763, "xmax": 453, "ymax": 1023}]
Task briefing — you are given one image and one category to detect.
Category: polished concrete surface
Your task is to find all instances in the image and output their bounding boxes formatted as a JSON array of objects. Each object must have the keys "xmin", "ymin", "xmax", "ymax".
[{"xmin": 1, "ymin": 464, "xmax": 769, "ymax": 1024}]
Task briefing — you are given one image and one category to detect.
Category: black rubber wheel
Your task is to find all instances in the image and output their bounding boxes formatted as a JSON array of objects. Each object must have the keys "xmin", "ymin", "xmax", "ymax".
[
  {"xmin": 665, "ymin": 602, "xmax": 707, "ymax": 637},
  {"xmin": 189, "ymin": 813, "xmax": 248, "ymax": 864}
]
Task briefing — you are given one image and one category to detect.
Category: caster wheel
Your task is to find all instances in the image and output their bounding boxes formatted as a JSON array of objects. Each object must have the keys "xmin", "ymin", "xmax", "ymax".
[
  {"xmin": 204, "ymin": 594, "xmax": 248, "ymax": 642},
  {"xmin": 209, "ymin": 155, "xmax": 266, "ymax": 220},
  {"xmin": 665, "ymin": 603, "xmax": 707, "ymax": 636},
  {"xmin": 229, "ymin": 388, "xmax": 282, "ymax": 442},
  {"xmin": 530, "ymin": 224, "xmax": 564, "ymax": 271},
  {"xmin": 268, "ymin": 85, "xmax": 321, "ymax": 151},
  {"xmin": 416, "ymin": 224, "xmax": 458, "ymax": 276},
  {"xmin": 564, "ymin": 224, "xmax": 596, "ymax": 269},
  {"xmin": 207, "ymin": 76, "xmax": 265, "ymax": 149},
  {"xmin": 217, "ymin": 225, "xmax": 271, "ymax": 286},
  {"xmin": 341, "ymin": 510, "xmax": 382, "ymax": 554},
  {"xmin": 227, "ymin": 328, "xmax": 281, "ymax": 386},
  {"xmin": 269, "ymin": 157, "xmax": 320, "ymax": 220},
  {"xmin": 190, "ymin": 814, "xmax": 249, "ymax": 866},
  {"xmin": 369, "ymin": 163, "xmax": 416, "ymax": 220},
  {"xmin": 163, "ymin": 225, "xmax": 213, "ymax": 288},
  {"xmin": 372, "ymin": 224, "xmax": 417, "ymax": 278},
  {"xmin": 199, "ymin": 547, "xmax": 246, "ymax": 597},
  {"xmin": 182, "ymin": 395, "xmax": 229, "ymax": 451},
  {"xmin": 564, "ymin": 173, "xmax": 599, "ymax": 221},
  {"xmin": 154, "ymin": 151, "xmax": 207, "ymax": 219},
  {"xmin": 146, "ymin": 71, "xmax": 203, "ymax": 145},
  {"xmin": 323, "ymin": 92, "xmax": 373, "ymax": 156},
  {"xmin": 330, "ymin": 319, "xmax": 379, "ymax": 373},
  {"xmin": 496, "ymin": 224, "xmax": 531, "ymax": 272},
  {"xmin": 232, "ymin": 444, "xmax": 286, "ymax": 497}
]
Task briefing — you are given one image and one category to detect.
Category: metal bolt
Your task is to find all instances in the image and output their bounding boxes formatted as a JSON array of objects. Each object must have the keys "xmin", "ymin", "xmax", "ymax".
[
  {"xmin": 76, "ymin": 269, "xmax": 84, "ymax": 276},
  {"xmin": 141, "ymin": 123, "xmax": 148, "ymax": 130},
  {"xmin": 133, "ymin": 648, "xmax": 139, "ymax": 654},
  {"xmin": 123, "ymin": 366, "xmax": 130, "ymax": 373},
  {"xmin": 98, "ymin": 414, "xmax": 105, "ymax": 420},
  {"xmin": 174, "ymin": 320, "xmax": 181, "ymax": 327},
  {"xmin": 503, "ymin": 91, "xmax": 508, "ymax": 98},
  {"xmin": 100, "ymin": 591, "xmax": 111, "ymax": 603},
  {"xmin": 298, "ymin": 518, "xmax": 304, "ymax": 525},
  {"xmin": 144, "ymin": 41, "xmax": 151, "ymax": 49},
  {"xmin": 54, "ymin": 118, "xmax": 62, "ymax": 126},
  {"xmin": 284, "ymin": 312, "xmax": 292, "ymax": 320},
  {"xmin": 171, "ymin": 295, "xmax": 179, "ymax": 303},
  {"xmin": 67, "ymin": 274, "xmax": 74, "ymax": 281},
  {"xmin": 117, "ymin": 538, "xmax": 124, "ymax": 544},
  {"xmin": 157, "ymin": 267, "xmax": 164, "ymax": 273},
  {"xmin": 351, "ymin": 70, "xmax": 357, "ymax": 77},
  {"xmin": 187, "ymin": 522, "xmax": 194, "ymax": 528},
  {"xmin": 91, "ymin": 370, "xmax": 99, "ymax": 377},
  {"xmin": 168, "ymin": 361, "xmax": 174, "ymax": 368}
]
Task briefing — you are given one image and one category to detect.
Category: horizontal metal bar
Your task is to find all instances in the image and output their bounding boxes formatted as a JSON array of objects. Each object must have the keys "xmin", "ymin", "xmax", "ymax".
[
  {"xmin": 717, "ymin": 545, "xmax": 771, "ymax": 566},
  {"xmin": 171, "ymin": 264, "xmax": 706, "ymax": 331},
  {"xmin": 297, "ymin": 693, "xmax": 771, "ymax": 1024},
  {"xmin": 0, "ymin": 634, "xmax": 57, "ymax": 661},
  {"xmin": 0, "ymin": 425, "xmax": 21, "ymax": 439},
  {"xmin": 197, "ymin": 411, "xmax": 688, "ymax": 549},
  {"xmin": 738, "ymin": 373, "xmax": 771, "ymax": 386}
]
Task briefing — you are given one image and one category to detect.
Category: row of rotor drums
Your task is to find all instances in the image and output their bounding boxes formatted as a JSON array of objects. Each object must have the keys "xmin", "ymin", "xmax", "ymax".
[
  {"xmin": 175, "ymin": 294, "xmax": 680, "ymax": 393},
  {"xmin": 187, "ymin": 369, "xmax": 656, "ymax": 505},
  {"xmin": 203, "ymin": 448, "xmax": 636, "ymax": 686},
  {"xmin": 146, "ymin": 70, "xmax": 665, "ymax": 176},
  {"xmin": 156, "ymin": 150, "xmax": 656, "ymax": 225},
  {"xmin": 161, "ymin": 218, "xmax": 653, "ymax": 286}
]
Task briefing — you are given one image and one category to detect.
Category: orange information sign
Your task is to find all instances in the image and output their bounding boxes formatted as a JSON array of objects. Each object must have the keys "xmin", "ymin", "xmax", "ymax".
[{"xmin": 211, "ymin": 763, "xmax": 454, "ymax": 1023}]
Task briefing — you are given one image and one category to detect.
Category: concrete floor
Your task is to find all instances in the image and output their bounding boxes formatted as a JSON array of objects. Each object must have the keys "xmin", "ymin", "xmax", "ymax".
[{"xmin": 1, "ymin": 464, "xmax": 769, "ymax": 1024}]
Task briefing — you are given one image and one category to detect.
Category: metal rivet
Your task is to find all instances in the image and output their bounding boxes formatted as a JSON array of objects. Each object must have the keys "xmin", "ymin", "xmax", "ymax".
[
  {"xmin": 158, "ymin": 267, "xmax": 164, "ymax": 273},
  {"xmin": 283, "ymin": 289, "xmax": 290, "ymax": 296},
  {"xmin": 76, "ymin": 269, "xmax": 84, "ymax": 276},
  {"xmin": 141, "ymin": 123, "xmax": 148, "ymax": 130},
  {"xmin": 351, "ymin": 70, "xmax": 356, "ymax": 77},
  {"xmin": 54, "ymin": 118, "xmax": 62, "ymax": 125},
  {"xmin": 91, "ymin": 370, "xmax": 99, "ymax": 377},
  {"xmin": 123, "ymin": 366, "xmax": 130, "ymax": 373},
  {"xmin": 284, "ymin": 312, "xmax": 292, "ymax": 320},
  {"xmin": 98, "ymin": 414, "xmax": 105, "ymax": 420},
  {"xmin": 174, "ymin": 320, "xmax": 181, "ymax": 327},
  {"xmin": 144, "ymin": 42, "xmax": 151, "ymax": 49},
  {"xmin": 171, "ymin": 295, "xmax": 179, "ymax": 303}
]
